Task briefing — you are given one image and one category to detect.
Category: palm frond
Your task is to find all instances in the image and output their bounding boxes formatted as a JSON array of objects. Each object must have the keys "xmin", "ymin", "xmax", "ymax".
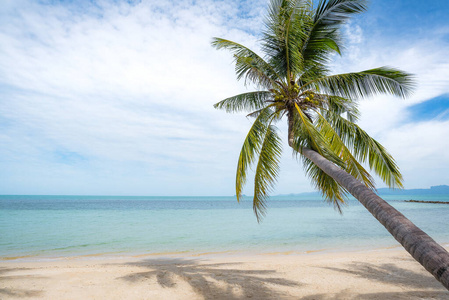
[
  {"xmin": 300, "ymin": 0, "xmax": 368, "ymax": 81},
  {"xmin": 292, "ymin": 104, "xmax": 345, "ymax": 167},
  {"xmin": 262, "ymin": 0, "xmax": 311, "ymax": 78},
  {"xmin": 302, "ymin": 156, "xmax": 347, "ymax": 212},
  {"xmin": 211, "ymin": 38, "xmax": 281, "ymax": 88},
  {"xmin": 214, "ymin": 91, "xmax": 272, "ymax": 113},
  {"xmin": 323, "ymin": 95, "xmax": 359, "ymax": 122},
  {"xmin": 314, "ymin": 0, "xmax": 368, "ymax": 26},
  {"xmin": 302, "ymin": 67, "xmax": 415, "ymax": 99},
  {"xmin": 236, "ymin": 108, "xmax": 272, "ymax": 201},
  {"xmin": 246, "ymin": 103, "xmax": 281, "ymax": 119},
  {"xmin": 253, "ymin": 125, "xmax": 283, "ymax": 221},
  {"xmin": 315, "ymin": 110, "xmax": 375, "ymax": 189},
  {"xmin": 364, "ymin": 138, "xmax": 403, "ymax": 188},
  {"xmin": 324, "ymin": 109, "xmax": 403, "ymax": 188},
  {"xmin": 295, "ymin": 103, "xmax": 322, "ymax": 153}
]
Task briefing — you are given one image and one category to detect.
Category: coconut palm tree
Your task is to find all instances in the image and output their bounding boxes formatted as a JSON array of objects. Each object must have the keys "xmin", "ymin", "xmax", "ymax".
[{"xmin": 212, "ymin": 0, "xmax": 449, "ymax": 290}]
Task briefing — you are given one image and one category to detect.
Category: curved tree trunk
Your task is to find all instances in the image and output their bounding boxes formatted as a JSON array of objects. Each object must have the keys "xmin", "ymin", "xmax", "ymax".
[{"xmin": 299, "ymin": 147, "xmax": 449, "ymax": 290}]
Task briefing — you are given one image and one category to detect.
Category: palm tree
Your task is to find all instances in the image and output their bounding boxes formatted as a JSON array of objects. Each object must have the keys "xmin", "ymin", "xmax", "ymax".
[{"xmin": 212, "ymin": 0, "xmax": 449, "ymax": 290}]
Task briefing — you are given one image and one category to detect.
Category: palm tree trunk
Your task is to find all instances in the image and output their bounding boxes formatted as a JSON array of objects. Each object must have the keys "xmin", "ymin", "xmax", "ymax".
[{"xmin": 298, "ymin": 146, "xmax": 449, "ymax": 290}]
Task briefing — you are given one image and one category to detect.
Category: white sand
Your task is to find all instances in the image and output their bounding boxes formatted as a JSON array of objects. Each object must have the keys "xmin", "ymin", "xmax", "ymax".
[{"xmin": 1, "ymin": 248, "xmax": 448, "ymax": 299}]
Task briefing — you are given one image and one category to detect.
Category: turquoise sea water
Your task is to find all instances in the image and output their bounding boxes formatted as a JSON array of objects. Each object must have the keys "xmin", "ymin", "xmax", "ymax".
[{"xmin": 0, "ymin": 194, "xmax": 448, "ymax": 259}]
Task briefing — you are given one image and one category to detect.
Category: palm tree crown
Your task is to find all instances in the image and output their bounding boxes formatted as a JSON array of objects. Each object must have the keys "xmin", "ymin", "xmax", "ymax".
[{"xmin": 212, "ymin": 0, "xmax": 414, "ymax": 220}]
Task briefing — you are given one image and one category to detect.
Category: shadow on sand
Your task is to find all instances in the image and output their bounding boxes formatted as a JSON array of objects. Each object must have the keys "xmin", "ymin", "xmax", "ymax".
[
  {"xmin": 0, "ymin": 267, "xmax": 44, "ymax": 298},
  {"xmin": 116, "ymin": 257, "xmax": 449, "ymax": 299},
  {"xmin": 302, "ymin": 261, "xmax": 448, "ymax": 300},
  {"xmin": 117, "ymin": 257, "xmax": 301, "ymax": 299}
]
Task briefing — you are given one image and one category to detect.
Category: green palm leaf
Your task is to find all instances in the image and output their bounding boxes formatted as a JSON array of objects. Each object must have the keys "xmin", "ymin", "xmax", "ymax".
[
  {"xmin": 302, "ymin": 156, "xmax": 347, "ymax": 212},
  {"xmin": 300, "ymin": 0, "xmax": 368, "ymax": 81},
  {"xmin": 235, "ymin": 108, "xmax": 272, "ymax": 201},
  {"xmin": 262, "ymin": 0, "xmax": 311, "ymax": 78},
  {"xmin": 214, "ymin": 91, "xmax": 272, "ymax": 113},
  {"xmin": 315, "ymin": 110, "xmax": 375, "ymax": 189},
  {"xmin": 314, "ymin": 0, "xmax": 368, "ymax": 26},
  {"xmin": 323, "ymin": 95, "xmax": 360, "ymax": 122},
  {"xmin": 292, "ymin": 104, "xmax": 345, "ymax": 167},
  {"xmin": 294, "ymin": 103, "xmax": 322, "ymax": 152},
  {"xmin": 253, "ymin": 125, "xmax": 283, "ymax": 221},
  {"xmin": 324, "ymin": 109, "xmax": 403, "ymax": 188},
  {"xmin": 303, "ymin": 67, "xmax": 414, "ymax": 99},
  {"xmin": 211, "ymin": 38, "xmax": 281, "ymax": 88}
]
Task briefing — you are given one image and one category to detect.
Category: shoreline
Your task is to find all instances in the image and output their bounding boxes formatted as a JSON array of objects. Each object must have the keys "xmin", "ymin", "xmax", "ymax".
[
  {"xmin": 0, "ymin": 242, "xmax": 426, "ymax": 263},
  {"xmin": 2, "ymin": 241, "xmax": 449, "ymax": 263},
  {"xmin": 1, "ymin": 247, "xmax": 448, "ymax": 299}
]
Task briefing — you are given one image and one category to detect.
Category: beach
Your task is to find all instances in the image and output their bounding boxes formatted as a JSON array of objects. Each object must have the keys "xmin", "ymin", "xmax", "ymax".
[
  {"xmin": 1, "ymin": 248, "xmax": 448, "ymax": 299},
  {"xmin": 2, "ymin": 195, "xmax": 449, "ymax": 298}
]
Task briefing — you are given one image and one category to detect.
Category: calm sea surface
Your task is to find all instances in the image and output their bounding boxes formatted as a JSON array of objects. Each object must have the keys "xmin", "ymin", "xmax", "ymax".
[{"xmin": 1, "ymin": 194, "xmax": 448, "ymax": 259}]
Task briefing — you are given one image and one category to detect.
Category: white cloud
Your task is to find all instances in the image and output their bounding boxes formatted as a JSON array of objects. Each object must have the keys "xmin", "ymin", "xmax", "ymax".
[
  {"xmin": 384, "ymin": 120, "xmax": 449, "ymax": 188},
  {"xmin": 0, "ymin": 0, "xmax": 266, "ymax": 195}
]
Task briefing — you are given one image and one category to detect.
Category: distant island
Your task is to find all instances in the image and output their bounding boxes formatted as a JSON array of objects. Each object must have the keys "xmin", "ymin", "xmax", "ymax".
[
  {"xmin": 277, "ymin": 185, "xmax": 449, "ymax": 197},
  {"xmin": 405, "ymin": 200, "xmax": 449, "ymax": 204},
  {"xmin": 376, "ymin": 185, "xmax": 449, "ymax": 195}
]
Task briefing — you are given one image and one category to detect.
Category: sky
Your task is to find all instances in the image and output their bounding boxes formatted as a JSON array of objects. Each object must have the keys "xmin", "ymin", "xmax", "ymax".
[{"xmin": 1, "ymin": 0, "xmax": 449, "ymax": 196}]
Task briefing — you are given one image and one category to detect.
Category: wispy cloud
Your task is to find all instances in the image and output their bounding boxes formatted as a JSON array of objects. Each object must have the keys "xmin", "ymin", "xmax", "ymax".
[{"xmin": 0, "ymin": 0, "xmax": 267, "ymax": 195}]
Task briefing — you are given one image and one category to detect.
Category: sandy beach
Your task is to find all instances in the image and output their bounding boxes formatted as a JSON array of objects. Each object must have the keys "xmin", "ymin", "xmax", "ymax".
[{"xmin": 1, "ymin": 248, "xmax": 448, "ymax": 300}]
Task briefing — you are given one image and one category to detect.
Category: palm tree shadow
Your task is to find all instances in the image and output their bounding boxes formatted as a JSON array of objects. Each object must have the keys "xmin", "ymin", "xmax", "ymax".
[
  {"xmin": 300, "ymin": 260, "xmax": 448, "ymax": 300},
  {"xmin": 301, "ymin": 290, "xmax": 448, "ymax": 300},
  {"xmin": 0, "ymin": 267, "xmax": 45, "ymax": 298},
  {"xmin": 323, "ymin": 261, "xmax": 445, "ymax": 289},
  {"xmin": 116, "ymin": 257, "xmax": 302, "ymax": 299}
]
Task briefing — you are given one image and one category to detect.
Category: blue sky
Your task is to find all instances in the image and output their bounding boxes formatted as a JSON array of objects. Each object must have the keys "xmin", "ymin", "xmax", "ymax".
[
  {"xmin": 1, "ymin": 0, "xmax": 449, "ymax": 196},
  {"xmin": 407, "ymin": 94, "xmax": 449, "ymax": 122}
]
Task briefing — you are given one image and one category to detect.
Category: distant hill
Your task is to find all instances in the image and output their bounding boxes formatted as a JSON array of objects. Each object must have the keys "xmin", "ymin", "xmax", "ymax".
[
  {"xmin": 277, "ymin": 185, "xmax": 449, "ymax": 197},
  {"xmin": 376, "ymin": 185, "xmax": 449, "ymax": 195}
]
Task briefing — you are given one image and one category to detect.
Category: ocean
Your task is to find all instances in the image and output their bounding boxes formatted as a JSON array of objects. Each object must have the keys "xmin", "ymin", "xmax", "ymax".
[{"xmin": 1, "ymin": 194, "xmax": 448, "ymax": 259}]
